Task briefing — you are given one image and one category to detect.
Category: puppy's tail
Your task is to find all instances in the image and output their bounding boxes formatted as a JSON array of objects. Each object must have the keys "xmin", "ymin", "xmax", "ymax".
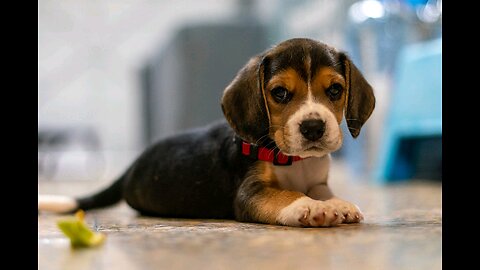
[{"xmin": 38, "ymin": 176, "xmax": 125, "ymax": 214}]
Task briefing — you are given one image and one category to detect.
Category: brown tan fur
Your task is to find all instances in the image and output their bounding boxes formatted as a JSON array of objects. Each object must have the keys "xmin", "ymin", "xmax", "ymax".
[
  {"xmin": 310, "ymin": 67, "xmax": 347, "ymax": 123},
  {"xmin": 241, "ymin": 161, "xmax": 305, "ymax": 224},
  {"xmin": 266, "ymin": 68, "xmax": 309, "ymax": 144}
]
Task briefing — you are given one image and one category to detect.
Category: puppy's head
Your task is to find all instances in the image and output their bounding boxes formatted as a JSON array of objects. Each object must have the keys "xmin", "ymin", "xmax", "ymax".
[{"xmin": 221, "ymin": 38, "xmax": 375, "ymax": 158}]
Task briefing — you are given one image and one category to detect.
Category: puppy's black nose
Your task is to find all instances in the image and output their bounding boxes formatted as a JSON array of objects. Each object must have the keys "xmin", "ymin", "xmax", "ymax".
[{"xmin": 299, "ymin": 119, "xmax": 326, "ymax": 141}]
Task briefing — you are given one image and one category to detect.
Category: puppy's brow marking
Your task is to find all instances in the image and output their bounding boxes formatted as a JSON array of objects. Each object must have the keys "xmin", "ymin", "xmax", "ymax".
[{"xmin": 305, "ymin": 54, "xmax": 312, "ymax": 100}]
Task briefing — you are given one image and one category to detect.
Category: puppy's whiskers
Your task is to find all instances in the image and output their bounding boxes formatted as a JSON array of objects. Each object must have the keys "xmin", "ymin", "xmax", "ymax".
[
  {"xmin": 254, "ymin": 134, "xmax": 271, "ymax": 145},
  {"xmin": 267, "ymin": 145, "xmax": 279, "ymax": 159}
]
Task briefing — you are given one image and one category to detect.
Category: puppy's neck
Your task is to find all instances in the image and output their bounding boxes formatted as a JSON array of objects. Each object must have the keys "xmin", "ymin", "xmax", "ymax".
[{"xmin": 271, "ymin": 155, "xmax": 331, "ymax": 194}]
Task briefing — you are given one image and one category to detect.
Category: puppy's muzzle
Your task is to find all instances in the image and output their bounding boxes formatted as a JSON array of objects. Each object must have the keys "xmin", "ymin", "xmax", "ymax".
[{"xmin": 299, "ymin": 119, "xmax": 326, "ymax": 141}]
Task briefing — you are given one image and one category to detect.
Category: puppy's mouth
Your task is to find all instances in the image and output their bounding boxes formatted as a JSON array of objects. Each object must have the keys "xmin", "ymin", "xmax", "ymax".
[
  {"xmin": 278, "ymin": 140, "xmax": 332, "ymax": 158},
  {"xmin": 275, "ymin": 132, "xmax": 342, "ymax": 158},
  {"xmin": 305, "ymin": 145, "xmax": 323, "ymax": 151},
  {"xmin": 296, "ymin": 143, "xmax": 332, "ymax": 158}
]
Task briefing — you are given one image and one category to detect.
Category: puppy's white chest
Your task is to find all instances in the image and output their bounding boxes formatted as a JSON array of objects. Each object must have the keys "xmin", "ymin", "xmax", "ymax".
[{"xmin": 272, "ymin": 155, "xmax": 331, "ymax": 194}]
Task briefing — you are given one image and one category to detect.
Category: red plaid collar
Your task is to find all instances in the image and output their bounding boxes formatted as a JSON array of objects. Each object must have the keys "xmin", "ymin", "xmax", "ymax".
[{"xmin": 238, "ymin": 139, "xmax": 304, "ymax": 166}]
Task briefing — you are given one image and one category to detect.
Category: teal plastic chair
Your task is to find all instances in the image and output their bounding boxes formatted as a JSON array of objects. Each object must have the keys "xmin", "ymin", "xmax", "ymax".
[{"xmin": 375, "ymin": 38, "xmax": 442, "ymax": 182}]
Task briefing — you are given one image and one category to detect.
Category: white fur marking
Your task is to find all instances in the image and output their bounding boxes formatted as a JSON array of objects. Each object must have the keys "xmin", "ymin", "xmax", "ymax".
[
  {"xmin": 285, "ymin": 96, "xmax": 342, "ymax": 157},
  {"xmin": 273, "ymin": 155, "xmax": 330, "ymax": 194},
  {"xmin": 38, "ymin": 195, "xmax": 78, "ymax": 213},
  {"xmin": 327, "ymin": 197, "xmax": 364, "ymax": 222},
  {"xmin": 276, "ymin": 196, "xmax": 342, "ymax": 227},
  {"xmin": 277, "ymin": 197, "xmax": 315, "ymax": 226},
  {"xmin": 306, "ymin": 55, "xmax": 312, "ymax": 94}
]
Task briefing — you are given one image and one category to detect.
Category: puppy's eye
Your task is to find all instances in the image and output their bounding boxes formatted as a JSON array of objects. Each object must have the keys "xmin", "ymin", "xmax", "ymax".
[
  {"xmin": 326, "ymin": 83, "xmax": 343, "ymax": 101},
  {"xmin": 271, "ymin": 87, "xmax": 293, "ymax": 104}
]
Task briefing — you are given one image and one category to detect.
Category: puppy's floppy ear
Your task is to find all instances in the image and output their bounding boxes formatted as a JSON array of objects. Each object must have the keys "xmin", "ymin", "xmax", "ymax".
[
  {"xmin": 221, "ymin": 55, "xmax": 270, "ymax": 143},
  {"xmin": 340, "ymin": 53, "xmax": 376, "ymax": 138}
]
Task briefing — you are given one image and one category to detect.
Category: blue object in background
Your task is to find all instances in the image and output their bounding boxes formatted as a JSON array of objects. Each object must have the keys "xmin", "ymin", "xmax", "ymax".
[
  {"xmin": 375, "ymin": 38, "xmax": 442, "ymax": 182},
  {"xmin": 402, "ymin": 0, "xmax": 429, "ymax": 7}
]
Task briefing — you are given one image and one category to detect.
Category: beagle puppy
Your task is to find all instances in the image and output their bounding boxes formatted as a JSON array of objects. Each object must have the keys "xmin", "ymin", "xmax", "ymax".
[{"xmin": 39, "ymin": 38, "xmax": 375, "ymax": 227}]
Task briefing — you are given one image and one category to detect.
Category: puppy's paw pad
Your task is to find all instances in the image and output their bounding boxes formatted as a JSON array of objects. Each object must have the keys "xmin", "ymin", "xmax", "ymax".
[
  {"xmin": 278, "ymin": 197, "xmax": 348, "ymax": 227},
  {"xmin": 276, "ymin": 198, "xmax": 314, "ymax": 227},
  {"xmin": 308, "ymin": 204, "xmax": 343, "ymax": 227},
  {"xmin": 278, "ymin": 197, "xmax": 335, "ymax": 227},
  {"xmin": 296, "ymin": 206, "xmax": 311, "ymax": 226},
  {"xmin": 328, "ymin": 198, "xmax": 364, "ymax": 224},
  {"xmin": 342, "ymin": 208, "xmax": 363, "ymax": 223},
  {"xmin": 311, "ymin": 211, "xmax": 325, "ymax": 225}
]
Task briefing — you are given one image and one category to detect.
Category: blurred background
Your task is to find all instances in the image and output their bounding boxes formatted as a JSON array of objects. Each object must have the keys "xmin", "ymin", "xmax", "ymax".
[{"xmin": 38, "ymin": 0, "xmax": 442, "ymax": 184}]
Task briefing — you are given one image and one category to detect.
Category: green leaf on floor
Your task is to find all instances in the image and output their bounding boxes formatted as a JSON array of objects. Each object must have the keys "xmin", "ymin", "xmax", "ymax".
[{"xmin": 57, "ymin": 210, "xmax": 106, "ymax": 248}]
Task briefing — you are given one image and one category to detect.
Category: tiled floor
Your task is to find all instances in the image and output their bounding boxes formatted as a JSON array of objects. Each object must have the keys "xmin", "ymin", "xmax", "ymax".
[{"xmin": 38, "ymin": 162, "xmax": 442, "ymax": 270}]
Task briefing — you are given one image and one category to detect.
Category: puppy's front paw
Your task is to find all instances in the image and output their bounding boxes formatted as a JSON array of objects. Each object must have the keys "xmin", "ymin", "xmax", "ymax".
[
  {"xmin": 276, "ymin": 197, "xmax": 342, "ymax": 227},
  {"xmin": 327, "ymin": 198, "xmax": 364, "ymax": 224}
]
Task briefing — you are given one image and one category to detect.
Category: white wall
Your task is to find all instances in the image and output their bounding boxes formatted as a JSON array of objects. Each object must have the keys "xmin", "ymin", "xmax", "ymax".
[
  {"xmin": 38, "ymin": 0, "xmax": 238, "ymax": 180},
  {"xmin": 38, "ymin": 0, "xmax": 238, "ymax": 150}
]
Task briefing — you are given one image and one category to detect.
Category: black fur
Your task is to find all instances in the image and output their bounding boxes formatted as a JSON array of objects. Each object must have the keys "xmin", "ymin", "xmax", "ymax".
[
  {"xmin": 263, "ymin": 38, "xmax": 342, "ymax": 85},
  {"xmin": 233, "ymin": 173, "xmax": 267, "ymax": 222},
  {"xmin": 76, "ymin": 120, "xmax": 256, "ymax": 219},
  {"xmin": 76, "ymin": 176, "xmax": 125, "ymax": 212}
]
